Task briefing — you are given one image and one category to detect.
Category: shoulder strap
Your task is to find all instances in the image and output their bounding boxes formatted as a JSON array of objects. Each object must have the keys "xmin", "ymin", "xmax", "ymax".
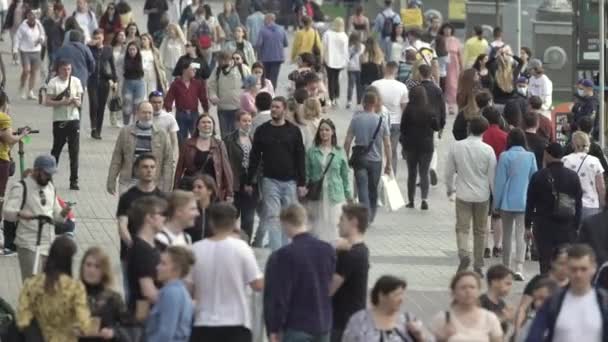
[
  {"xmin": 19, "ymin": 180, "xmax": 26, "ymax": 210},
  {"xmin": 366, "ymin": 117, "xmax": 383, "ymax": 152},
  {"xmin": 319, "ymin": 153, "xmax": 335, "ymax": 180},
  {"xmin": 576, "ymin": 155, "xmax": 589, "ymax": 174},
  {"xmin": 159, "ymin": 230, "xmax": 173, "ymax": 245}
]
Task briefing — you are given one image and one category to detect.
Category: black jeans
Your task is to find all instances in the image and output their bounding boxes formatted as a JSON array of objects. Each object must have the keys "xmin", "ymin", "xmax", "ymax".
[
  {"xmin": 534, "ymin": 223, "xmax": 577, "ymax": 274},
  {"xmin": 3, "ymin": 221, "xmax": 16, "ymax": 251},
  {"xmin": 325, "ymin": 66, "xmax": 342, "ymax": 101},
  {"xmin": 405, "ymin": 149, "xmax": 433, "ymax": 203},
  {"xmin": 263, "ymin": 61, "xmax": 282, "ymax": 89},
  {"xmin": 234, "ymin": 185, "xmax": 258, "ymax": 244},
  {"xmin": 51, "ymin": 120, "xmax": 80, "ymax": 183},
  {"xmin": 190, "ymin": 326, "xmax": 252, "ymax": 342},
  {"xmin": 87, "ymin": 78, "xmax": 110, "ymax": 135}
]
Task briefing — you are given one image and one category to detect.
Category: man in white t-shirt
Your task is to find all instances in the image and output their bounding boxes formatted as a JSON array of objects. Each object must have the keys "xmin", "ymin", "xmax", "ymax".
[
  {"xmin": 527, "ymin": 59, "xmax": 553, "ymax": 120},
  {"xmin": 191, "ymin": 203, "xmax": 263, "ymax": 341},
  {"xmin": 526, "ymin": 244, "xmax": 606, "ymax": 342},
  {"xmin": 73, "ymin": 0, "xmax": 98, "ymax": 43},
  {"xmin": 149, "ymin": 91, "xmax": 179, "ymax": 161},
  {"xmin": 371, "ymin": 61, "xmax": 408, "ymax": 175},
  {"xmin": 154, "ymin": 190, "xmax": 197, "ymax": 250}
]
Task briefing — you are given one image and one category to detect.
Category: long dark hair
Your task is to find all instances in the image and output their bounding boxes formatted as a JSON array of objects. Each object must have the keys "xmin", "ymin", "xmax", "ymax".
[
  {"xmin": 251, "ymin": 62, "xmax": 267, "ymax": 88},
  {"xmin": 193, "ymin": 113, "xmax": 217, "ymax": 137},
  {"xmin": 473, "ymin": 54, "xmax": 488, "ymax": 71},
  {"xmin": 506, "ymin": 128, "xmax": 528, "ymax": 150},
  {"xmin": 390, "ymin": 24, "xmax": 405, "ymax": 43},
  {"xmin": 101, "ymin": 2, "xmax": 118, "ymax": 24},
  {"xmin": 314, "ymin": 118, "xmax": 338, "ymax": 147},
  {"xmin": 203, "ymin": 4, "xmax": 212, "ymax": 19},
  {"xmin": 44, "ymin": 236, "xmax": 77, "ymax": 293}
]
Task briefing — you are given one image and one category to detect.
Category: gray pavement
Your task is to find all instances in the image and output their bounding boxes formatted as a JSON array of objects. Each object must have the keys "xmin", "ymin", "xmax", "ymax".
[{"xmin": 0, "ymin": 0, "xmax": 538, "ymax": 324}]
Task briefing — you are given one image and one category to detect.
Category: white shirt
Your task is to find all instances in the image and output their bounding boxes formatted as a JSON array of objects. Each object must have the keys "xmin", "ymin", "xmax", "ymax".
[
  {"xmin": 73, "ymin": 10, "xmax": 98, "ymax": 43},
  {"xmin": 445, "ymin": 136, "xmax": 497, "ymax": 203},
  {"xmin": 153, "ymin": 111, "xmax": 180, "ymax": 134},
  {"xmin": 371, "ymin": 78, "xmax": 409, "ymax": 125},
  {"xmin": 563, "ymin": 152, "xmax": 605, "ymax": 208},
  {"xmin": 140, "ymin": 50, "xmax": 155, "ymax": 73},
  {"xmin": 529, "ymin": 74, "xmax": 553, "ymax": 119},
  {"xmin": 13, "ymin": 20, "xmax": 45, "ymax": 53},
  {"xmin": 46, "ymin": 75, "xmax": 84, "ymax": 122},
  {"xmin": 322, "ymin": 30, "xmax": 349, "ymax": 69},
  {"xmin": 192, "ymin": 237, "xmax": 262, "ymax": 328},
  {"xmin": 554, "ymin": 289, "xmax": 603, "ymax": 342}
]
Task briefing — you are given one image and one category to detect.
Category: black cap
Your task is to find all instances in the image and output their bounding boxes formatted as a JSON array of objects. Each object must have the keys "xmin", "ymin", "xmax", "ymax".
[{"xmin": 545, "ymin": 142, "xmax": 565, "ymax": 159}]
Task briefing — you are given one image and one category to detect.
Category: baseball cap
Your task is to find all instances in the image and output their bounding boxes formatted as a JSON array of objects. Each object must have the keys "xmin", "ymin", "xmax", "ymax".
[
  {"xmin": 579, "ymin": 79, "xmax": 594, "ymax": 88},
  {"xmin": 34, "ymin": 154, "xmax": 57, "ymax": 175},
  {"xmin": 545, "ymin": 143, "xmax": 565, "ymax": 159},
  {"xmin": 527, "ymin": 58, "xmax": 543, "ymax": 71},
  {"xmin": 516, "ymin": 76, "xmax": 528, "ymax": 84}
]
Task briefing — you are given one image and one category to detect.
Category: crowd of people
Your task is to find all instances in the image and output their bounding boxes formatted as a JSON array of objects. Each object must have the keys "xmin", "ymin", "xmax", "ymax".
[{"xmin": 0, "ymin": 0, "xmax": 606, "ymax": 341}]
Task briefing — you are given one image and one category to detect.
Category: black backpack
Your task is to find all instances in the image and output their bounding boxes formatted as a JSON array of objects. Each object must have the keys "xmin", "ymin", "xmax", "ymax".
[{"xmin": 381, "ymin": 12, "xmax": 396, "ymax": 38}]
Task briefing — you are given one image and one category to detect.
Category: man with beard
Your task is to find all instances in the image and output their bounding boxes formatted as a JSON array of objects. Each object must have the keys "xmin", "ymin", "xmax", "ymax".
[{"xmin": 3, "ymin": 154, "xmax": 72, "ymax": 279}]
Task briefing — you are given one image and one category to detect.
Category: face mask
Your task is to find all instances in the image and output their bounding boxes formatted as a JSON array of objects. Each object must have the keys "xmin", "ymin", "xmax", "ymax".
[
  {"xmin": 517, "ymin": 87, "xmax": 528, "ymax": 96},
  {"xmin": 136, "ymin": 120, "xmax": 152, "ymax": 129},
  {"xmin": 239, "ymin": 127, "xmax": 251, "ymax": 135},
  {"xmin": 199, "ymin": 131, "xmax": 212, "ymax": 139},
  {"xmin": 577, "ymin": 89, "xmax": 585, "ymax": 97}
]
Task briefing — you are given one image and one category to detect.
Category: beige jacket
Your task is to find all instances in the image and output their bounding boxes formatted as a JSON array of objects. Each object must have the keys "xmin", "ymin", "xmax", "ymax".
[{"xmin": 106, "ymin": 124, "xmax": 174, "ymax": 192}]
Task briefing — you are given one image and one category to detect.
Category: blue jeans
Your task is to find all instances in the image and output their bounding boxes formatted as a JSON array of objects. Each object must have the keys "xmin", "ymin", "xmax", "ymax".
[
  {"xmin": 217, "ymin": 109, "xmax": 238, "ymax": 137},
  {"xmin": 259, "ymin": 178, "xmax": 298, "ymax": 251},
  {"xmin": 283, "ymin": 330, "xmax": 330, "ymax": 342},
  {"xmin": 122, "ymin": 79, "xmax": 146, "ymax": 125},
  {"xmin": 347, "ymin": 71, "xmax": 362, "ymax": 104},
  {"xmin": 582, "ymin": 207, "xmax": 603, "ymax": 221},
  {"xmin": 176, "ymin": 110, "xmax": 199, "ymax": 145},
  {"xmin": 354, "ymin": 161, "xmax": 382, "ymax": 223}
]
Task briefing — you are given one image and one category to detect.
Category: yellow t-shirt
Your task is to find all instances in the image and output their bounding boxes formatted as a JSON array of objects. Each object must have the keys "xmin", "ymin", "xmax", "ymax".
[
  {"xmin": 0, "ymin": 112, "xmax": 12, "ymax": 161},
  {"xmin": 463, "ymin": 36, "xmax": 489, "ymax": 68}
]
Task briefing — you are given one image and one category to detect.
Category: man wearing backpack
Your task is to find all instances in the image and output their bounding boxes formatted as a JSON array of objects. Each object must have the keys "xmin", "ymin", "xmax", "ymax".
[
  {"xmin": 208, "ymin": 50, "xmax": 250, "ymax": 137},
  {"xmin": 374, "ymin": 0, "xmax": 400, "ymax": 62},
  {"xmin": 525, "ymin": 143, "xmax": 583, "ymax": 274},
  {"xmin": 2, "ymin": 154, "xmax": 72, "ymax": 280}
]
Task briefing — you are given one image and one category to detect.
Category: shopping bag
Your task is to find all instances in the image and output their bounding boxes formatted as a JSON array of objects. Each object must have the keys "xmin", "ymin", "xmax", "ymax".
[{"xmin": 381, "ymin": 174, "xmax": 405, "ymax": 212}]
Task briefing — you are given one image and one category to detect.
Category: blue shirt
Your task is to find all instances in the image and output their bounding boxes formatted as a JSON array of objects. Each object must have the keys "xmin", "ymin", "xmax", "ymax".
[
  {"xmin": 264, "ymin": 233, "xmax": 336, "ymax": 335},
  {"xmin": 145, "ymin": 279, "xmax": 194, "ymax": 342},
  {"xmin": 53, "ymin": 41, "xmax": 95, "ymax": 87},
  {"xmin": 493, "ymin": 146, "xmax": 538, "ymax": 212},
  {"xmin": 256, "ymin": 23, "xmax": 288, "ymax": 63}
]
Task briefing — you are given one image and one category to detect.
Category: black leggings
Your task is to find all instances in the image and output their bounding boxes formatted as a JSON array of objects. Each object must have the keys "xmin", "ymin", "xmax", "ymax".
[
  {"xmin": 405, "ymin": 149, "xmax": 433, "ymax": 203},
  {"xmin": 190, "ymin": 326, "xmax": 252, "ymax": 342},
  {"xmin": 325, "ymin": 66, "xmax": 342, "ymax": 101}
]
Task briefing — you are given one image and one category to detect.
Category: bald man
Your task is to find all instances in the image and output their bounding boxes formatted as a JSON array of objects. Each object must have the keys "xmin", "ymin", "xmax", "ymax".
[{"xmin": 107, "ymin": 101, "xmax": 174, "ymax": 195}]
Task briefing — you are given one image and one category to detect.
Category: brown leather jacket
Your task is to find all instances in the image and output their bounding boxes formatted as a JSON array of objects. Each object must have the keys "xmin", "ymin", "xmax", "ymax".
[{"xmin": 174, "ymin": 137, "xmax": 234, "ymax": 200}]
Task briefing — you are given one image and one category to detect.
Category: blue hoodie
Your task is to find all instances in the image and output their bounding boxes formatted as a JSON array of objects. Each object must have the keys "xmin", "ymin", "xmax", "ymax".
[
  {"xmin": 53, "ymin": 41, "xmax": 95, "ymax": 87},
  {"xmin": 494, "ymin": 146, "xmax": 537, "ymax": 212},
  {"xmin": 256, "ymin": 22, "xmax": 288, "ymax": 63}
]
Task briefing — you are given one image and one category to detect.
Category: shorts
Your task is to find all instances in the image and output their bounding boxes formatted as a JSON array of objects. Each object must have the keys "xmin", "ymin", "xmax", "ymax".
[{"xmin": 20, "ymin": 51, "xmax": 41, "ymax": 67}]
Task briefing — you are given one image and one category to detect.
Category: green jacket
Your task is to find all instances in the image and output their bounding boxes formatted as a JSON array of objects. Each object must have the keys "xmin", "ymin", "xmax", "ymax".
[{"xmin": 306, "ymin": 146, "xmax": 352, "ymax": 203}]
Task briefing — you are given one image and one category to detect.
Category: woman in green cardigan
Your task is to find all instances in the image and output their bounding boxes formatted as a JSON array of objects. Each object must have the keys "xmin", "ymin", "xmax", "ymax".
[{"xmin": 306, "ymin": 118, "xmax": 352, "ymax": 243}]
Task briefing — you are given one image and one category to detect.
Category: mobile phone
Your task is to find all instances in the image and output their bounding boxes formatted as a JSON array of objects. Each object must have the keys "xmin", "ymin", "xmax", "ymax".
[{"xmin": 65, "ymin": 201, "xmax": 77, "ymax": 207}]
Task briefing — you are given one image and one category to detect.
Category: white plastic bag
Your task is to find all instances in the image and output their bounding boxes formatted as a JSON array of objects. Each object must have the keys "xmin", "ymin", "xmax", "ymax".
[{"xmin": 381, "ymin": 174, "xmax": 405, "ymax": 212}]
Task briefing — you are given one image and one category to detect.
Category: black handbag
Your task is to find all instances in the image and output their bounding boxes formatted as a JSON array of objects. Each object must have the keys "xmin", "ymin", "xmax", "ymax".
[
  {"xmin": 306, "ymin": 153, "xmax": 335, "ymax": 201},
  {"xmin": 348, "ymin": 117, "xmax": 383, "ymax": 169},
  {"xmin": 548, "ymin": 173, "xmax": 576, "ymax": 220},
  {"xmin": 108, "ymin": 93, "xmax": 123, "ymax": 112}
]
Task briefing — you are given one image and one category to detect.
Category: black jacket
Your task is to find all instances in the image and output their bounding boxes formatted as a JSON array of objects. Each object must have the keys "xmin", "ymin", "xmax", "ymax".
[
  {"xmin": 452, "ymin": 111, "xmax": 468, "ymax": 141},
  {"xmin": 400, "ymin": 104, "xmax": 440, "ymax": 153},
  {"xmin": 525, "ymin": 161, "xmax": 583, "ymax": 230},
  {"xmin": 42, "ymin": 16, "xmax": 64, "ymax": 56},
  {"xmin": 223, "ymin": 129, "xmax": 249, "ymax": 189},
  {"xmin": 579, "ymin": 211, "xmax": 608, "ymax": 266},
  {"xmin": 419, "ymin": 80, "xmax": 446, "ymax": 130},
  {"xmin": 571, "ymin": 95, "xmax": 599, "ymax": 131},
  {"xmin": 504, "ymin": 94, "xmax": 529, "ymax": 126},
  {"xmin": 80, "ymin": 285, "xmax": 129, "ymax": 342},
  {"xmin": 88, "ymin": 45, "xmax": 117, "ymax": 83}
]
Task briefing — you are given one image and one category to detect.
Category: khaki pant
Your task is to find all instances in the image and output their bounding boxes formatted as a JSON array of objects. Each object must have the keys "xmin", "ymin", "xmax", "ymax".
[
  {"xmin": 501, "ymin": 211, "xmax": 526, "ymax": 274},
  {"xmin": 18, "ymin": 247, "xmax": 47, "ymax": 281},
  {"xmin": 455, "ymin": 199, "xmax": 489, "ymax": 269}
]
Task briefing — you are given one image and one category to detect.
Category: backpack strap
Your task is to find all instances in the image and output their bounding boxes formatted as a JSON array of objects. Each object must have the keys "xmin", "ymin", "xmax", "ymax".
[{"xmin": 19, "ymin": 180, "xmax": 26, "ymax": 211}]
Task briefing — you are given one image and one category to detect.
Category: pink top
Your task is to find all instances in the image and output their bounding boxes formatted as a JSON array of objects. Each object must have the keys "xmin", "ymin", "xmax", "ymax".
[
  {"xmin": 259, "ymin": 79, "xmax": 275, "ymax": 96},
  {"xmin": 240, "ymin": 91, "xmax": 257, "ymax": 114}
]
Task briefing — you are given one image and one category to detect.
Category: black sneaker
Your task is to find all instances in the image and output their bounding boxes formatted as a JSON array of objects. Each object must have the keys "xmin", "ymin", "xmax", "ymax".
[
  {"xmin": 406, "ymin": 202, "xmax": 414, "ymax": 209},
  {"xmin": 474, "ymin": 267, "xmax": 484, "ymax": 278},
  {"xmin": 493, "ymin": 247, "xmax": 502, "ymax": 258},
  {"xmin": 70, "ymin": 183, "xmax": 80, "ymax": 191},
  {"xmin": 430, "ymin": 169, "xmax": 438, "ymax": 186},
  {"xmin": 421, "ymin": 201, "xmax": 428, "ymax": 210},
  {"xmin": 1, "ymin": 248, "xmax": 16, "ymax": 256},
  {"xmin": 484, "ymin": 248, "xmax": 491, "ymax": 258},
  {"xmin": 457, "ymin": 256, "xmax": 471, "ymax": 272},
  {"xmin": 514, "ymin": 272, "xmax": 525, "ymax": 281}
]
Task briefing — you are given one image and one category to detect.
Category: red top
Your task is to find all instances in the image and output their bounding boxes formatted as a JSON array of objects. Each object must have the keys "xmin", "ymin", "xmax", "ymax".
[
  {"xmin": 164, "ymin": 78, "xmax": 210, "ymax": 113},
  {"xmin": 538, "ymin": 114, "xmax": 555, "ymax": 143},
  {"xmin": 483, "ymin": 124, "xmax": 508, "ymax": 160}
]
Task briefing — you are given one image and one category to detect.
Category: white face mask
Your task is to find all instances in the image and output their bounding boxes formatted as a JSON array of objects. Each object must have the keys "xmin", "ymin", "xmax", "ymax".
[
  {"xmin": 517, "ymin": 87, "xmax": 528, "ymax": 96},
  {"xmin": 577, "ymin": 89, "xmax": 585, "ymax": 97},
  {"xmin": 199, "ymin": 131, "xmax": 212, "ymax": 139}
]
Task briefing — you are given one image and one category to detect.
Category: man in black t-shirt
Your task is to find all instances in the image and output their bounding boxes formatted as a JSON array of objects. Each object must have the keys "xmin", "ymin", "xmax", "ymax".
[
  {"xmin": 330, "ymin": 204, "xmax": 370, "ymax": 342},
  {"xmin": 125, "ymin": 195, "xmax": 167, "ymax": 315},
  {"xmin": 523, "ymin": 111, "xmax": 548, "ymax": 171},
  {"xmin": 479, "ymin": 264, "xmax": 514, "ymax": 332},
  {"xmin": 116, "ymin": 154, "xmax": 164, "ymax": 300}
]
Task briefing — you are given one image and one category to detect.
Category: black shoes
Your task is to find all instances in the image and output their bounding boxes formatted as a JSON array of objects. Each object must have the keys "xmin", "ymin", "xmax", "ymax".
[
  {"xmin": 474, "ymin": 267, "xmax": 484, "ymax": 278},
  {"xmin": 70, "ymin": 182, "xmax": 80, "ymax": 191},
  {"xmin": 406, "ymin": 202, "xmax": 414, "ymax": 209},
  {"xmin": 457, "ymin": 256, "xmax": 471, "ymax": 272},
  {"xmin": 91, "ymin": 130, "xmax": 102, "ymax": 140},
  {"xmin": 430, "ymin": 169, "xmax": 438, "ymax": 186},
  {"xmin": 492, "ymin": 247, "xmax": 503, "ymax": 258},
  {"xmin": 484, "ymin": 248, "xmax": 491, "ymax": 258},
  {"xmin": 421, "ymin": 201, "xmax": 428, "ymax": 210}
]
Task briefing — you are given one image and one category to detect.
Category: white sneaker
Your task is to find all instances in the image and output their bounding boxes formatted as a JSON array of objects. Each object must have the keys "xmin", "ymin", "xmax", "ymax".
[
  {"xmin": 20, "ymin": 90, "xmax": 27, "ymax": 99},
  {"xmin": 27, "ymin": 90, "xmax": 37, "ymax": 100}
]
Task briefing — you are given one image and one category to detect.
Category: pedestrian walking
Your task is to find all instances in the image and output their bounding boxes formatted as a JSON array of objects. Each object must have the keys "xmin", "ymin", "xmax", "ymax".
[
  {"xmin": 264, "ymin": 204, "xmax": 335, "ymax": 342},
  {"xmin": 445, "ymin": 116, "xmax": 496, "ymax": 276},
  {"xmin": 140, "ymin": 33, "xmax": 167, "ymax": 95},
  {"xmin": 346, "ymin": 32, "xmax": 364, "ymax": 109},
  {"xmin": 41, "ymin": 3, "xmax": 65, "ymax": 79},
  {"xmin": 562, "ymin": 131, "xmax": 605, "ymax": 220},
  {"xmin": 174, "ymin": 113, "xmax": 234, "ymax": 200},
  {"xmin": 256, "ymin": 13, "xmax": 287, "ymax": 88},
  {"xmin": 373, "ymin": 0, "xmax": 400, "ymax": 61},
  {"xmin": 528, "ymin": 96, "xmax": 555, "ymax": 142},
  {"xmin": 121, "ymin": 42, "xmax": 146, "ymax": 126},
  {"xmin": 87, "ymin": 29, "xmax": 116, "ymax": 140},
  {"xmin": 440, "ymin": 23, "xmax": 462, "ymax": 115},
  {"xmin": 149, "ymin": 90, "xmax": 179, "ymax": 160},
  {"xmin": 523, "ymin": 111, "xmax": 548, "ymax": 171},
  {"xmin": 526, "ymin": 143, "xmax": 582, "ymax": 274},
  {"xmin": 159, "ymin": 23, "xmax": 187, "ymax": 81},
  {"xmin": 98, "ymin": 2, "xmax": 122, "ymax": 45},
  {"xmin": 251, "ymin": 62, "xmax": 275, "ymax": 95},
  {"xmin": 184, "ymin": 173, "xmax": 218, "ymax": 242},
  {"xmin": 16, "ymin": 236, "xmax": 93, "ymax": 342},
  {"xmin": 431, "ymin": 272, "xmax": 503, "ymax": 342},
  {"xmin": 323, "ymin": 17, "xmax": 349, "ymax": 107},
  {"xmin": 306, "ymin": 118, "xmax": 351, "ymax": 243},
  {"xmin": 224, "ymin": 25, "xmax": 256, "ymax": 66},
  {"xmin": 494, "ymin": 129, "xmax": 537, "ymax": 281},
  {"xmin": 527, "ymin": 59, "xmax": 553, "ymax": 120},
  {"xmin": 245, "ymin": 2, "xmax": 264, "ymax": 49},
  {"xmin": 154, "ymin": 190, "xmax": 198, "ymax": 250},
  {"xmin": 14, "ymin": 9, "xmax": 44, "ymax": 100},
  {"xmin": 463, "ymin": 25, "xmax": 489, "ymax": 68},
  {"xmin": 400, "ymin": 85, "xmax": 440, "ymax": 210},
  {"xmin": 360, "ymin": 37, "xmax": 384, "ymax": 89},
  {"xmin": 146, "ymin": 246, "xmax": 195, "ymax": 342},
  {"xmin": 504, "ymin": 77, "xmax": 530, "ymax": 130},
  {"xmin": 73, "ymin": 0, "xmax": 98, "ymax": 43},
  {"xmin": 143, "ymin": 0, "xmax": 168, "ymax": 41},
  {"xmin": 190, "ymin": 203, "xmax": 263, "ymax": 341},
  {"xmin": 217, "ymin": 1, "xmax": 240, "ymax": 44},
  {"xmin": 344, "ymin": 90, "xmax": 391, "ymax": 223}
]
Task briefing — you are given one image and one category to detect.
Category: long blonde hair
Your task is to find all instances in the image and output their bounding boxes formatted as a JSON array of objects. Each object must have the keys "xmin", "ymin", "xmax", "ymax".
[
  {"xmin": 495, "ymin": 53, "xmax": 514, "ymax": 93},
  {"xmin": 303, "ymin": 98, "xmax": 322, "ymax": 121},
  {"xmin": 80, "ymin": 247, "xmax": 114, "ymax": 288},
  {"xmin": 332, "ymin": 17, "xmax": 345, "ymax": 32},
  {"xmin": 165, "ymin": 23, "xmax": 187, "ymax": 45}
]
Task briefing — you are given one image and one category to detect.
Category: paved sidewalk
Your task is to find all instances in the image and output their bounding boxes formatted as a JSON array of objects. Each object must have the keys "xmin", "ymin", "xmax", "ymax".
[{"xmin": 0, "ymin": 0, "xmax": 538, "ymax": 324}]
